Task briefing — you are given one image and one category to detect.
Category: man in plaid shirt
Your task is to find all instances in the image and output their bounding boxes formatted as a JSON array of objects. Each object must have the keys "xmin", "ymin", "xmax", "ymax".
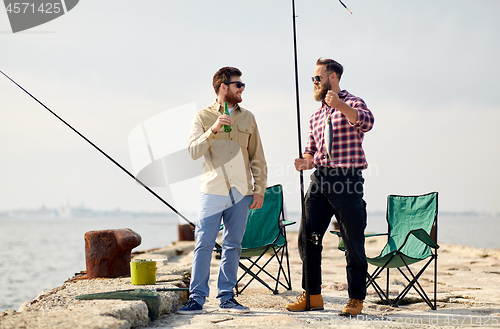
[{"xmin": 286, "ymin": 58, "xmax": 374, "ymax": 315}]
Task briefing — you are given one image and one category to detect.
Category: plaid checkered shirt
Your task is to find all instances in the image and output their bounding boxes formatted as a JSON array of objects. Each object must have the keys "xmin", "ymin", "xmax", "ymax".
[{"xmin": 304, "ymin": 90, "xmax": 374, "ymax": 169}]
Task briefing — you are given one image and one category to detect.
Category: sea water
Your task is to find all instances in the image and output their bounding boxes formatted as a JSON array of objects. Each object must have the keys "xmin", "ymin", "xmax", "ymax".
[
  {"xmin": 286, "ymin": 212, "xmax": 500, "ymax": 250},
  {"xmin": 1, "ymin": 212, "xmax": 499, "ymax": 312},
  {"xmin": 0, "ymin": 215, "xmax": 180, "ymax": 312},
  {"xmin": 366, "ymin": 212, "xmax": 500, "ymax": 250}
]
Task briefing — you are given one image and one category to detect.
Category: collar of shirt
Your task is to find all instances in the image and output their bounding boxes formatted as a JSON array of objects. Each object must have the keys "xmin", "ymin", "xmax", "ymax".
[{"xmin": 212, "ymin": 100, "xmax": 241, "ymax": 114}]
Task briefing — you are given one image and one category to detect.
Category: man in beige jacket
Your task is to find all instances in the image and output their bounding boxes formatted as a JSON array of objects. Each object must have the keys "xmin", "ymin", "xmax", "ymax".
[{"xmin": 178, "ymin": 67, "xmax": 267, "ymax": 314}]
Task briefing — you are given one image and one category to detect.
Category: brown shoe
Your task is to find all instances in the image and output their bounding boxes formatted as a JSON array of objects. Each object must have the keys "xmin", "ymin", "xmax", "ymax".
[
  {"xmin": 286, "ymin": 292, "xmax": 324, "ymax": 312},
  {"xmin": 341, "ymin": 298, "xmax": 363, "ymax": 316}
]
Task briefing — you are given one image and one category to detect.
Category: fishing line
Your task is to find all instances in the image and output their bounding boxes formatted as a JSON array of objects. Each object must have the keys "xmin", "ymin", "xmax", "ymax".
[{"xmin": 0, "ymin": 69, "xmax": 197, "ymax": 229}]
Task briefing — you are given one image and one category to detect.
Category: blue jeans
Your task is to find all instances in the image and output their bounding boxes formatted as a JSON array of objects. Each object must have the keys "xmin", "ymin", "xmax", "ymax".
[
  {"xmin": 299, "ymin": 167, "xmax": 368, "ymax": 300},
  {"xmin": 189, "ymin": 187, "xmax": 252, "ymax": 306}
]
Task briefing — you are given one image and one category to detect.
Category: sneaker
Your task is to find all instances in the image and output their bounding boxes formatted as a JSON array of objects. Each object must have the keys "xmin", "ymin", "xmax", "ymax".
[
  {"xmin": 340, "ymin": 298, "xmax": 363, "ymax": 316},
  {"xmin": 285, "ymin": 291, "xmax": 324, "ymax": 312},
  {"xmin": 219, "ymin": 297, "xmax": 250, "ymax": 313},
  {"xmin": 177, "ymin": 298, "xmax": 203, "ymax": 314}
]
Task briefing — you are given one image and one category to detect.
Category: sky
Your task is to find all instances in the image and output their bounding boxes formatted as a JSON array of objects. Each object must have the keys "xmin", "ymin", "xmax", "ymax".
[{"xmin": 1, "ymin": 0, "xmax": 500, "ymax": 219}]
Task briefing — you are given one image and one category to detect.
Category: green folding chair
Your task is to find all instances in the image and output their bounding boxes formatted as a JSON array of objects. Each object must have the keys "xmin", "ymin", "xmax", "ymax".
[
  {"xmin": 332, "ymin": 192, "xmax": 439, "ymax": 309},
  {"xmin": 218, "ymin": 184, "xmax": 295, "ymax": 295}
]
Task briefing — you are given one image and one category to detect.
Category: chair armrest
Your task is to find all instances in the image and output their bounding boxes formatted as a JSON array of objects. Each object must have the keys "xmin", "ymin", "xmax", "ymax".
[
  {"xmin": 281, "ymin": 220, "xmax": 296, "ymax": 227},
  {"xmin": 365, "ymin": 233, "xmax": 388, "ymax": 238},
  {"xmin": 330, "ymin": 231, "xmax": 387, "ymax": 238},
  {"xmin": 330, "ymin": 231, "xmax": 345, "ymax": 251},
  {"xmin": 330, "ymin": 231, "xmax": 387, "ymax": 252},
  {"xmin": 409, "ymin": 228, "xmax": 439, "ymax": 249},
  {"xmin": 398, "ymin": 228, "xmax": 439, "ymax": 252},
  {"xmin": 223, "ymin": 221, "xmax": 295, "ymax": 230}
]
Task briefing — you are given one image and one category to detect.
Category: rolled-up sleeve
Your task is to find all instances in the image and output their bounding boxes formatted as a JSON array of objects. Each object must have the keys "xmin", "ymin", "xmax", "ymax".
[{"xmin": 351, "ymin": 100, "xmax": 374, "ymax": 133}]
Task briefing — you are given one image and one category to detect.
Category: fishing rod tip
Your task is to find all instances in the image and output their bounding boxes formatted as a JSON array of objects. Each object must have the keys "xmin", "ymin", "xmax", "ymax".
[{"xmin": 338, "ymin": 0, "xmax": 353, "ymax": 14}]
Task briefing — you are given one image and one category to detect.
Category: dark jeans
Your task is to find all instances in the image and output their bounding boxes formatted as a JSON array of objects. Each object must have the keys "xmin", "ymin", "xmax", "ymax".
[{"xmin": 298, "ymin": 167, "xmax": 368, "ymax": 300}]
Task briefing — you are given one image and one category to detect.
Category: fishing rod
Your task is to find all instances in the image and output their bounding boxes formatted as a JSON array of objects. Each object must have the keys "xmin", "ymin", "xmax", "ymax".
[
  {"xmin": 0, "ymin": 69, "xmax": 197, "ymax": 230},
  {"xmin": 291, "ymin": 0, "xmax": 310, "ymax": 311},
  {"xmin": 291, "ymin": 0, "xmax": 352, "ymax": 311}
]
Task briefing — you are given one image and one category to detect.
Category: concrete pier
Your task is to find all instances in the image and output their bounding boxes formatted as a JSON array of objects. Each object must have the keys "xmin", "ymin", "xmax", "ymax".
[{"xmin": 1, "ymin": 233, "xmax": 500, "ymax": 328}]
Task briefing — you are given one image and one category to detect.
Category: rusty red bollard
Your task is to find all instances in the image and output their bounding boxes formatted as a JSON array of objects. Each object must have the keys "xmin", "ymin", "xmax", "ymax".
[
  {"xmin": 177, "ymin": 224, "xmax": 195, "ymax": 241},
  {"xmin": 84, "ymin": 228, "xmax": 142, "ymax": 278}
]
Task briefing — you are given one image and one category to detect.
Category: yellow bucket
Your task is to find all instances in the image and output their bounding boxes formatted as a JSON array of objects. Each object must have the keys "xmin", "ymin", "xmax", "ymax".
[{"xmin": 130, "ymin": 260, "xmax": 157, "ymax": 285}]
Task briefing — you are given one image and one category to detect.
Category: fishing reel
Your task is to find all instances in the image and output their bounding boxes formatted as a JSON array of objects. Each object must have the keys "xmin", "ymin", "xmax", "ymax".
[{"xmin": 310, "ymin": 232, "xmax": 321, "ymax": 246}]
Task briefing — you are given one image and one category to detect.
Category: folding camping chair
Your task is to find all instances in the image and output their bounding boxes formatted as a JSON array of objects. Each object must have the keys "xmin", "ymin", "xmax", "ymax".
[
  {"xmin": 218, "ymin": 184, "xmax": 295, "ymax": 294},
  {"xmin": 332, "ymin": 192, "xmax": 439, "ymax": 309}
]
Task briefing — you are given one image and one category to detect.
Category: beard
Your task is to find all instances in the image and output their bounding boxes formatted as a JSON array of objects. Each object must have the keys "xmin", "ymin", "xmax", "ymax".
[
  {"xmin": 226, "ymin": 89, "xmax": 242, "ymax": 104},
  {"xmin": 313, "ymin": 81, "xmax": 330, "ymax": 102}
]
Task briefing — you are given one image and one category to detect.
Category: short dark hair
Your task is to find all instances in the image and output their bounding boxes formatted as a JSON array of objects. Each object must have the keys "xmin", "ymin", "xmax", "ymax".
[
  {"xmin": 213, "ymin": 67, "xmax": 242, "ymax": 94},
  {"xmin": 316, "ymin": 58, "xmax": 343, "ymax": 81}
]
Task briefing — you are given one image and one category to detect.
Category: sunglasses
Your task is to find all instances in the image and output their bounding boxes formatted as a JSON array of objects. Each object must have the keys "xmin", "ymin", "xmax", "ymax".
[
  {"xmin": 312, "ymin": 72, "xmax": 333, "ymax": 83},
  {"xmin": 311, "ymin": 76, "xmax": 322, "ymax": 83},
  {"xmin": 224, "ymin": 81, "xmax": 246, "ymax": 89}
]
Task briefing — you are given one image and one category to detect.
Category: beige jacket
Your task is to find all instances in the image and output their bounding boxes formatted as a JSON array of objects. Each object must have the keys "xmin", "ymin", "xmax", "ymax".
[{"xmin": 188, "ymin": 101, "xmax": 267, "ymax": 197}]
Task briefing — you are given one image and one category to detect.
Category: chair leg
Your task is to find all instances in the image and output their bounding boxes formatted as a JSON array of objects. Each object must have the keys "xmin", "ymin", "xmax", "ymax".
[
  {"xmin": 236, "ymin": 247, "xmax": 274, "ymax": 293},
  {"xmin": 392, "ymin": 255, "xmax": 436, "ymax": 309},
  {"xmin": 263, "ymin": 246, "xmax": 292, "ymax": 292},
  {"xmin": 366, "ymin": 268, "xmax": 391, "ymax": 305},
  {"xmin": 283, "ymin": 231, "xmax": 293, "ymax": 290},
  {"xmin": 386, "ymin": 268, "xmax": 389, "ymax": 300},
  {"xmin": 237, "ymin": 257, "xmax": 275, "ymax": 294},
  {"xmin": 236, "ymin": 245, "xmax": 292, "ymax": 294},
  {"xmin": 366, "ymin": 273, "xmax": 388, "ymax": 305},
  {"xmin": 433, "ymin": 252, "xmax": 438, "ymax": 310},
  {"xmin": 238, "ymin": 252, "xmax": 274, "ymax": 293},
  {"xmin": 366, "ymin": 254, "xmax": 398, "ymax": 306},
  {"xmin": 273, "ymin": 248, "xmax": 285, "ymax": 294}
]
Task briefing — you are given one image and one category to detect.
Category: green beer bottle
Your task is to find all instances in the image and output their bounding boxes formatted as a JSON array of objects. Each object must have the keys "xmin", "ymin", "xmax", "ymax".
[{"xmin": 223, "ymin": 101, "xmax": 232, "ymax": 132}]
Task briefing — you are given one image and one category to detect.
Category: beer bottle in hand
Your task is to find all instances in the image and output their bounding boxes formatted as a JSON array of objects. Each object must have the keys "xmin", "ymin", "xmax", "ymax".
[{"xmin": 223, "ymin": 102, "xmax": 232, "ymax": 132}]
